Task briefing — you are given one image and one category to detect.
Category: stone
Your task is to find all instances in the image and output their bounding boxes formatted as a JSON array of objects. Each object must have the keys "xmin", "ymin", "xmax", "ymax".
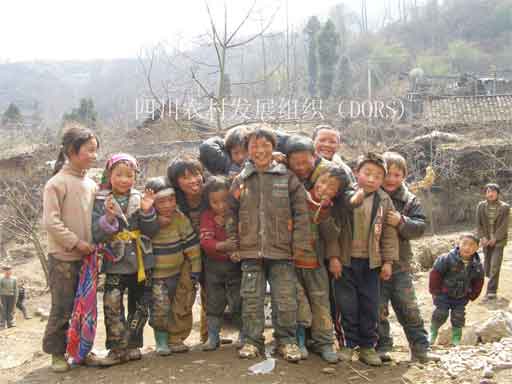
[
  {"xmin": 476, "ymin": 311, "xmax": 512, "ymax": 343},
  {"xmin": 322, "ymin": 368, "xmax": 336, "ymax": 375}
]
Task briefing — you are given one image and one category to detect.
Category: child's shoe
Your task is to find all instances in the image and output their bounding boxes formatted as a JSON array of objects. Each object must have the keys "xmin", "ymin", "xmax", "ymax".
[
  {"xmin": 238, "ymin": 343, "xmax": 260, "ymax": 359},
  {"xmin": 51, "ymin": 354, "xmax": 70, "ymax": 373},
  {"xmin": 201, "ymin": 325, "xmax": 220, "ymax": 352},
  {"xmin": 154, "ymin": 330, "xmax": 171, "ymax": 356},
  {"xmin": 296, "ymin": 325, "xmax": 308, "ymax": 360},
  {"xmin": 429, "ymin": 324, "xmax": 440, "ymax": 345},
  {"xmin": 126, "ymin": 348, "xmax": 142, "ymax": 361},
  {"xmin": 411, "ymin": 349, "xmax": 441, "ymax": 364},
  {"xmin": 377, "ymin": 350, "xmax": 393, "ymax": 362},
  {"xmin": 358, "ymin": 347, "xmax": 382, "ymax": 366},
  {"xmin": 169, "ymin": 341, "xmax": 189, "ymax": 353},
  {"xmin": 338, "ymin": 347, "xmax": 354, "ymax": 362},
  {"xmin": 319, "ymin": 345, "xmax": 339, "ymax": 364},
  {"xmin": 451, "ymin": 327, "xmax": 462, "ymax": 346},
  {"xmin": 278, "ymin": 343, "xmax": 301, "ymax": 363},
  {"xmin": 98, "ymin": 348, "xmax": 126, "ymax": 367}
]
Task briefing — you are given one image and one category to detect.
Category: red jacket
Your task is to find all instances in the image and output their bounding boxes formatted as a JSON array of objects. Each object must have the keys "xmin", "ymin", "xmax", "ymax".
[{"xmin": 200, "ymin": 209, "xmax": 230, "ymax": 262}]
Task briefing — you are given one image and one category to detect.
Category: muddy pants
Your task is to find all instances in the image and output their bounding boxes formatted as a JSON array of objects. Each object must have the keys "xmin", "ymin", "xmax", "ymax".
[
  {"xmin": 377, "ymin": 271, "xmax": 429, "ymax": 354},
  {"xmin": 103, "ymin": 272, "xmax": 152, "ymax": 350},
  {"xmin": 484, "ymin": 246, "xmax": 504, "ymax": 296},
  {"xmin": 334, "ymin": 259, "xmax": 379, "ymax": 349},
  {"xmin": 296, "ymin": 266, "xmax": 334, "ymax": 352},
  {"xmin": 431, "ymin": 295, "xmax": 467, "ymax": 329},
  {"xmin": 241, "ymin": 259, "xmax": 297, "ymax": 352},
  {"xmin": 0, "ymin": 295, "xmax": 16, "ymax": 328},
  {"xmin": 42, "ymin": 255, "xmax": 81, "ymax": 355},
  {"xmin": 150, "ymin": 275, "xmax": 180, "ymax": 331}
]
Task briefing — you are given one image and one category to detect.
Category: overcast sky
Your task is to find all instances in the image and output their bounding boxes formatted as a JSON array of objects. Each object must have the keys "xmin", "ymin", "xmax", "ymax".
[{"xmin": 0, "ymin": 0, "xmax": 389, "ymax": 62}]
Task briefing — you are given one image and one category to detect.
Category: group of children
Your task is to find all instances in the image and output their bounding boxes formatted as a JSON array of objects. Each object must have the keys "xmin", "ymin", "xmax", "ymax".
[{"xmin": 36, "ymin": 122, "xmax": 508, "ymax": 373}]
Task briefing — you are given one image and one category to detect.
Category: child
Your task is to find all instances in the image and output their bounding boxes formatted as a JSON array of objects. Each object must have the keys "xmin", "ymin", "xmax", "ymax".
[
  {"xmin": 92, "ymin": 153, "xmax": 159, "ymax": 366},
  {"xmin": 429, "ymin": 233, "xmax": 484, "ymax": 345},
  {"xmin": 200, "ymin": 177, "xmax": 242, "ymax": 351},
  {"xmin": 145, "ymin": 177, "xmax": 201, "ymax": 356},
  {"xmin": 226, "ymin": 125, "xmax": 313, "ymax": 362},
  {"xmin": 377, "ymin": 152, "xmax": 439, "ymax": 363},
  {"xmin": 0, "ymin": 266, "xmax": 18, "ymax": 328},
  {"xmin": 334, "ymin": 152, "xmax": 399, "ymax": 367},
  {"xmin": 16, "ymin": 280, "xmax": 31, "ymax": 320},
  {"xmin": 476, "ymin": 183, "xmax": 510, "ymax": 301},
  {"xmin": 42, "ymin": 125, "xmax": 99, "ymax": 372}
]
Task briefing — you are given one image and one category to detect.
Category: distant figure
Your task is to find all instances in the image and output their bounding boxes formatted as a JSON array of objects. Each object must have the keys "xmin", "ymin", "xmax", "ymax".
[
  {"xmin": 16, "ymin": 280, "xmax": 31, "ymax": 319},
  {"xmin": 408, "ymin": 67, "xmax": 425, "ymax": 92},
  {"xmin": 0, "ymin": 265, "xmax": 18, "ymax": 328}
]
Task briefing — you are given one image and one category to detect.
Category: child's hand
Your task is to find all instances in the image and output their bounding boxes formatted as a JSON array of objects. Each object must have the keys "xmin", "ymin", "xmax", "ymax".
[
  {"xmin": 350, "ymin": 189, "xmax": 365, "ymax": 206},
  {"xmin": 272, "ymin": 152, "xmax": 287, "ymax": 165},
  {"xmin": 216, "ymin": 239, "xmax": 237, "ymax": 253},
  {"xmin": 141, "ymin": 188, "xmax": 155, "ymax": 213},
  {"xmin": 380, "ymin": 263, "xmax": 392, "ymax": 281},
  {"xmin": 229, "ymin": 252, "xmax": 241, "ymax": 263},
  {"xmin": 158, "ymin": 215, "xmax": 172, "ymax": 227},
  {"xmin": 386, "ymin": 211, "xmax": 401, "ymax": 227},
  {"xmin": 329, "ymin": 257, "xmax": 342, "ymax": 279},
  {"xmin": 75, "ymin": 240, "xmax": 95, "ymax": 255},
  {"xmin": 104, "ymin": 195, "xmax": 117, "ymax": 224}
]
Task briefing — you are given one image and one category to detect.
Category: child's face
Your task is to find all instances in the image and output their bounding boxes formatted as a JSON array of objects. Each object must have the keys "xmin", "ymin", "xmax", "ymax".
[
  {"xmin": 313, "ymin": 173, "xmax": 341, "ymax": 202},
  {"xmin": 383, "ymin": 164, "xmax": 405, "ymax": 193},
  {"xmin": 486, "ymin": 189, "xmax": 498, "ymax": 202},
  {"xmin": 177, "ymin": 170, "xmax": 203, "ymax": 198},
  {"xmin": 314, "ymin": 129, "xmax": 340, "ymax": 161},
  {"xmin": 110, "ymin": 162, "xmax": 136, "ymax": 195},
  {"xmin": 230, "ymin": 145, "xmax": 248, "ymax": 166},
  {"xmin": 459, "ymin": 237, "xmax": 479, "ymax": 259},
  {"xmin": 288, "ymin": 151, "xmax": 315, "ymax": 181},
  {"xmin": 356, "ymin": 162, "xmax": 385, "ymax": 193},
  {"xmin": 68, "ymin": 137, "xmax": 98, "ymax": 170},
  {"xmin": 154, "ymin": 195, "xmax": 177, "ymax": 218},
  {"xmin": 248, "ymin": 137, "xmax": 274, "ymax": 170},
  {"xmin": 209, "ymin": 189, "xmax": 229, "ymax": 216}
]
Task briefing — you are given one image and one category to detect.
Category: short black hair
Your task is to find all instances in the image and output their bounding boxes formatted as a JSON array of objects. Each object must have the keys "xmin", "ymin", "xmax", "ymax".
[
  {"xmin": 312, "ymin": 124, "xmax": 340, "ymax": 142},
  {"xmin": 225, "ymin": 125, "xmax": 253, "ymax": 154},
  {"xmin": 460, "ymin": 232, "xmax": 480, "ymax": 245},
  {"xmin": 485, "ymin": 183, "xmax": 500, "ymax": 194},
  {"xmin": 167, "ymin": 153, "xmax": 204, "ymax": 189},
  {"xmin": 356, "ymin": 152, "xmax": 387, "ymax": 175},
  {"xmin": 285, "ymin": 135, "xmax": 315, "ymax": 156},
  {"xmin": 145, "ymin": 176, "xmax": 170, "ymax": 194},
  {"xmin": 244, "ymin": 125, "xmax": 277, "ymax": 150},
  {"xmin": 202, "ymin": 176, "xmax": 230, "ymax": 209}
]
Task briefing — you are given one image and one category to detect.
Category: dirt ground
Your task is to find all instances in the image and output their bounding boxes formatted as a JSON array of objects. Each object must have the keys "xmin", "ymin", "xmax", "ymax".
[{"xmin": 1, "ymin": 232, "xmax": 512, "ymax": 384}]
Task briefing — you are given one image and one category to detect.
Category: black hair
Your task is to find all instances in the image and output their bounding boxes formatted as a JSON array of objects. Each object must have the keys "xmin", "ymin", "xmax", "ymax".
[
  {"xmin": 285, "ymin": 135, "xmax": 315, "ymax": 156},
  {"xmin": 315, "ymin": 164, "xmax": 351, "ymax": 192},
  {"xmin": 225, "ymin": 125, "xmax": 253, "ymax": 155},
  {"xmin": 202, "ymin": 176, "xmax": 230, "ymax": 209},
  {"xmin": 312, "ymin": 124, "xmax": 340, "ymax": 142},
  {"xmin": 53, "ymin": 124, "xmax": 99, "ymax": 175},
  {"xmin": 244, "ymin": 125, "xmax": 277, "ymax": 150},
  {"xmin": 167, "ymin": 153, "xmax": 204, "ymax": 190},
  {"xmin": 484, "ymin": 183, "xmax": 500, "ymax": 194},
  {"xmin": 383, "ymin": 151, "xmax": 408, "ymax": 176},
  {"xmin": 459, "ymin": 232, "xmax": 480, "ymax": 246},
  {"xmin": 145, "ymin": 176, "xmax": 170, "ymax": 194},
  {"xmin": 356, "ymin": 152, "xmax": 387, "ymax": 175}
]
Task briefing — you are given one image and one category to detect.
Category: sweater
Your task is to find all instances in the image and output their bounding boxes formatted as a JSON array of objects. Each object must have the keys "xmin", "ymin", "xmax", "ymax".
[
  {"xmin": 200, "ymin": 209, "xmax": 230, "ymax": 262},
  {"xmin": 43, "ymin": 163, "xmax": 98, "ymax": 261}
]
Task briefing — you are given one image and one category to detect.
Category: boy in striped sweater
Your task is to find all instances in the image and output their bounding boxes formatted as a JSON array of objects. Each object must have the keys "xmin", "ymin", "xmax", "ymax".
[{"xmin": 146, "ymin": 177, "xmax": 201, "ymax": 356}]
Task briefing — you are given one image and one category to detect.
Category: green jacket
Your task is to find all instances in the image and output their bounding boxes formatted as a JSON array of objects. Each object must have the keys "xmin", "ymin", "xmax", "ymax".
[
  {"xmin": 476, "ymin": 199, "xmax": 510, "ymax": 247},
  {"xmin": 226, "ymin": 161, "xmax": 313, "ymax": 261}
]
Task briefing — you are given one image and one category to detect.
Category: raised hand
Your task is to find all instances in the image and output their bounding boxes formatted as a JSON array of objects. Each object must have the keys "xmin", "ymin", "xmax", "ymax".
[{"xmin": 141, "ymin": 188, "xmax": 156, "ymax": 213}]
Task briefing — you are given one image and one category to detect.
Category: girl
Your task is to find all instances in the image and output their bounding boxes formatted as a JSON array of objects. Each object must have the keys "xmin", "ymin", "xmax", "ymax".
[
  {"xmin": 42, "ymin": 125, "xmax": 99, "ymax": 373},
  {"xmin": 200, "ymin": 176, "xmax": 241, "ymax": 351},
  {"xmin": 92, "ymin": 153, "xmax": 159, "ymax": 366}
]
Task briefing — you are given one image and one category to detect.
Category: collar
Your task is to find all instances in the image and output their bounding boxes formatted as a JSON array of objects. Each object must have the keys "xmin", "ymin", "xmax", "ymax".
[
  {"xmin": 62, "ymin": 163, "xmax": 87, "ymax": 178},
  {"xmin": 240, "ymin": 160, "xmax": 287, "ymax": 180}
]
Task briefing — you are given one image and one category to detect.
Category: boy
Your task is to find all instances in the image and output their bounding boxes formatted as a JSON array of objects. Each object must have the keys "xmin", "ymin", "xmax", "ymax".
[
  {"xmin": 0, "ymin": 266, "xmax": 17, "ymax": 328},
  {"xmin": 333, "ymin": 153, "xmax": 399, "ymax": 366},
  {"xmin": 226, "ymin": 125, "xmax": 312, "ymax": 362},
  {"xmin": 476, "ymin": 183, "xmax": 510, "ymax": 301},
  {"xmin": 377, "ymin": 152, "xmax": 439, "ymax": 363},
  {"xmin": 429, "ymin": 233, "xmax": 484, "ymax": 345}
]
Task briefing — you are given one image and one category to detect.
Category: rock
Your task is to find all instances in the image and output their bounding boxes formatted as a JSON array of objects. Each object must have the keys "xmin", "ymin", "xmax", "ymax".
[
  {"xmin": 402, "ymin": 366, "xmax": 424, "ymax": 383},
  {"xmin": 435, "ymin": 325, "xmax": 478, "ymax": 346},
  {"xmin": 322, "ymin": 367, "xmax": 336, "ymax": 375},
  {"xmin": 192, "ymin": 360, "xmax": 206, "ymax": 364},
  {"xmin": 482, "ymin": 365, "xmax": 494, "ymax": 378},
  {"xmin": 414, "ymin": 236, "xmax": 455, "ymax": 269},
  {"xmin": 35, "ymin": 307, "xmax": 49, "ymax": 320},
  {"xmin": 476, "ymin": 311, "xmax": 512, "ymax": 343}
]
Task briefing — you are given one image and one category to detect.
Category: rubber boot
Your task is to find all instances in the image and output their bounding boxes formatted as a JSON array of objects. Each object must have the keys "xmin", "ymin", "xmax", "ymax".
[
  {"xmin": 429, "ymin": 323, "xmax": 440, "ymax": 345},
  {"xmin": 154, "ymin": 330, "xmax": 171, "ymax": 356},
  {"xmin": 451, "ymin": 327, "xmax": 462, "ymax": 346},
  {"xmin": 296, "ymin": 325, "xmax": 308, "ymax": 359},
  {"xmin": 201, "ymin": 316, "xmax": 221, "ymax": 351}
]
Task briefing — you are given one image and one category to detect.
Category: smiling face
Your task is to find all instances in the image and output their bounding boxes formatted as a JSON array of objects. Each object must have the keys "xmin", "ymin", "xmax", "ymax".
[
  {"xmin": 177, "ymin": 169, "xmax": 203, "ymax": 199},
  {"xmin": 459, "ymin": 237, "xmax": 479, "ymax": 260},
  {"xmin": 383, "ymin": 164, "xmax": 405, "ymax": 193},
  {"xmin": 248, "ymin": 136, "xmax": 274, "ymax": 171},
  {"xmin": 314, "ymin": 129, "xmax": 340, "ymax": 161},
  {"xmin": 110, "ymin": 162, "xmax": 136, "ymax": 195},
  {"xmin": 313, "ymin": 173, "xmax": 342, "ymax": 202},
  {"xmin": 288, "ymin": 151, "xmax": 316, "ymax": 181},
  {"xmin": 357, "ymin": 162, "xmax": 385, "ymax": 193},
  {"xmin": 154, "ymin": 194, "xmax": 177, "ymax": 218},
  {"xmin": 209, "ymin": 189, "xmax": 229, "ymax": 216},
  {"xmin": 68, "ymin": 137, "xmax": 98, "ymax": 170}
]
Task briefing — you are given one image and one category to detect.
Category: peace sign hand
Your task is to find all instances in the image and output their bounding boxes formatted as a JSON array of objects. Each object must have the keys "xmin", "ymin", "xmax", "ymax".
[{"xmin": 141, "ymin": 188, "xmax": 156, "ymax": 213}]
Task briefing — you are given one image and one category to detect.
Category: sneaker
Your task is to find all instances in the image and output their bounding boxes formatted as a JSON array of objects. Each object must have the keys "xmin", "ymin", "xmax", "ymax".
[
  {"xmin": 98, "ymin": 349, "xmax": 126, "ymax": 367},
  {"xmin": 51, "ymin": 354, "xmax": 70, "ymax": 373},
  {"xmin": 338, "ymin": 347, "xmax": 354, "ymax": 362},
  {"xmin": 83, "ymin": 352, "xmax": 102, "ymax": 367},
  {"xmin": 319, "ymin": 346, "xmax": 339, "ymax": 364},
  {"xmin": 238, "ymin": 343, "xmax": 260, "ymax": 359},
  {"xmin": 125, "ymin": 348, "xmax": 142, "ymax": 361},
  {"xmin": 378, "ymin": 350, "xmax": 393, "ymax": 363},
  {"xmin": 358, "ymin": 347, "xmax": 382, "ymax": 367},
  {"xmin": 278, "ymin": 344, "xmax": 301, "ymax": 363},
  {"xmin": 169, "ymin": 342, "xmax": 190, "ymax": 353},
  {"xmin": 411, "ymin": 350, "xmax": 441, "ymax": 364}
]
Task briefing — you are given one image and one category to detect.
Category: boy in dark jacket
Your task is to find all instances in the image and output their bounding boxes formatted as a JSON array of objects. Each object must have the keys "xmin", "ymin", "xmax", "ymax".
[
  {"xmin": 226, "ymin": 125, "xmax": 313, "ymax": 362},
  {"xmin": 476, "ymin": 183, "xmax": 510, "ymax": 300},
  {"xmin": 377, "ymin": 152, "xmax": 439, "ymax": 363},
  {"xmin": 429, "ymin": 233, "xmax": 484, "ymax": 346}
]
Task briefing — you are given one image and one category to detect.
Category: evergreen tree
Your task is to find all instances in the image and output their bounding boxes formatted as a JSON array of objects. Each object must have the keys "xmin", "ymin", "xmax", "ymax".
[
  {"xmin": 318, "ymin": 20, "xmax": 339, "ymax": 99},
  {"xmin": 335, "ymin": 55, "xmax": 353, "ymax": 97},
  {"xmin": 2, "ymin": 103, "xmax": 23, "ymax": 125},
  {"xmin": 304, "ymin": 16, "xmax": 321, "ymax": 97},
  {"xmin": 63, "ymin": 97, "xmax": 98, "ymax": 127}
]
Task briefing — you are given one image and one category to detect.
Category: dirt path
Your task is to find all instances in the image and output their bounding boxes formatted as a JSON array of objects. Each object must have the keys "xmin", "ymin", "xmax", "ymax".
[{"xmin": 2, "ymin": 235, "xmax": 512, "ymax": 384}]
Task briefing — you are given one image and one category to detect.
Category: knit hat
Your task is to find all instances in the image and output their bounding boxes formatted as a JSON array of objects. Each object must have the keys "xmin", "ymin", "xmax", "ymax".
[
  {"xmin": 356, "ymin": 152, "xmax": 387, "ymax": 175},
  {"xmin": 100, "ymin": 153, "xmax": 139, "ymax": 189}
]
